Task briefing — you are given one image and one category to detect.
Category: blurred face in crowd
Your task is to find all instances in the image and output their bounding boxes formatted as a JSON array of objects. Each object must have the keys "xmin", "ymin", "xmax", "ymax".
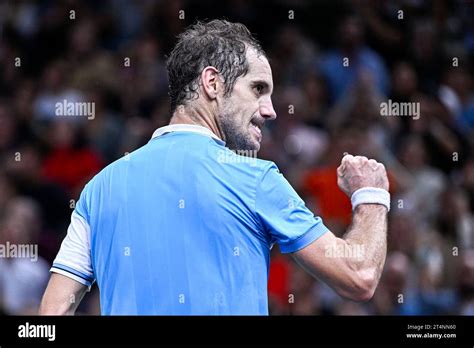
[
  {"xmin": 445, "ymin": 67, "xmax": 472, "ymax": 99},
  {"xmin": 50, "ymin": 119, "xmax": 77, "ymax": 148},
  {"xmin": 217, "ymin": 48, "xmax": 276, "ymax": 152},
  {"xmin": 71, "ymin": 20, "xmax": 97, "ymax": 56},
  {"xmin": 339, "ymin": 16, "xmax": 363, "ymax": 50},
  {"xmin": 392, "ymin": 62, "xmax": 418, "ymax": 97},
  {"xmin": 1, "ymin": 198, "xmax": 40, "ymax": 244},
  {"xmin": 458, "ymin": 250, "xmax": 474, "ymax": 294},
  {"xmin": 383, "ymin": 252, "xmax": 410, "ymax": 296},
  {"xmin": 399, "ymin": 136, "xmax": 427, "ymax": 169}
]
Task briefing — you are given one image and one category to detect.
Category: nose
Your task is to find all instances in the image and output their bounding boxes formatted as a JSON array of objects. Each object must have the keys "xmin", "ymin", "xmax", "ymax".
[{"xmin": 259, "ymin": 97, "xmax": 277, "ymax": 120}]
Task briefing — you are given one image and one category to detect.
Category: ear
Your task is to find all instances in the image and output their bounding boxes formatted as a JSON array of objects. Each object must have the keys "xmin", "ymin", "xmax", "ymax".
[{"xmin": 201, "ymin": 66, "xmax": 220, "ymax": 101}]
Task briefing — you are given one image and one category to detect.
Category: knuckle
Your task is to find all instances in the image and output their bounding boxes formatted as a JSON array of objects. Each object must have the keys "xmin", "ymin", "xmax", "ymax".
[
  {"xmin": 368, "ymin": 159, "xmax": 378, "ymax": 167},
  {"xmin": 343, "ymin": 154, "xmax": 354, "ymax": 162}
]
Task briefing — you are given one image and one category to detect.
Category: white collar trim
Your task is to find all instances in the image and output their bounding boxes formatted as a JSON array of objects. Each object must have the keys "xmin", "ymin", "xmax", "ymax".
[{"xmin": 151, "ymin": 124, "xmax": 223, "ymax": 143}]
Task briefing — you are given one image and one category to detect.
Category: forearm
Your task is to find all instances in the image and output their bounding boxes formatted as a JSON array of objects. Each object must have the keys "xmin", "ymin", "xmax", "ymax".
[
  {"xmin": 293, "ymin": 204, "xmax": 387, "ymax": 302},
  {"xmin": 295, "ymin": 154, "xmax": 389, "ymax": 301},
  {"xmin": 343, "ymin": 204, "xmax": 388, "ymax": 291}
]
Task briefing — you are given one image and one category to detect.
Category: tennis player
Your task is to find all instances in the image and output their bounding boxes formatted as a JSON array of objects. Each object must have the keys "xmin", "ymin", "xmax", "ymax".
[{"xmin": 40, "ymin": 20, "xmax": 389, "ymax": 315}]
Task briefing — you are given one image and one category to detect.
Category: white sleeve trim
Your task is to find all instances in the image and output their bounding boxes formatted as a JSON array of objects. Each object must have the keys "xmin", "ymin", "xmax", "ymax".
[
  {"xmin": 50, "ymin": 211, "xmax": 95, "ymax": 287},
  {"xmin": 50, "ymin": 267, "xmax": 92, "ymax": 290}
]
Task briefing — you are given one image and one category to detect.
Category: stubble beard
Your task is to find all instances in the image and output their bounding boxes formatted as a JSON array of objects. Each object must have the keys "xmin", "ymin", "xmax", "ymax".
[{"xmin": 218, "ymin": 101, "xmax": 258, "ymax": 152}]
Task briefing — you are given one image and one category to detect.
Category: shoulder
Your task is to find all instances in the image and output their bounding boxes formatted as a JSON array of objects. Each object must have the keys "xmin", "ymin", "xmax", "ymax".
[{"xmin": 74, "ymin": 150, "xmax": 133, "ymax": 212}]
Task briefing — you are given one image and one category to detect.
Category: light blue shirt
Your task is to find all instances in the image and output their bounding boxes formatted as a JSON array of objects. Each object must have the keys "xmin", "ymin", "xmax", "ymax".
[{"xmin": 51, "ymin": 124, "xmax": 329, "ymax": 315}]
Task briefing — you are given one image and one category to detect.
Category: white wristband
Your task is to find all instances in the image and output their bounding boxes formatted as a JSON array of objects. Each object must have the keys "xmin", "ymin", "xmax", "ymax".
[{"xmin": 351, "ymin": 187, "xmax": 390, "ymax": 211}]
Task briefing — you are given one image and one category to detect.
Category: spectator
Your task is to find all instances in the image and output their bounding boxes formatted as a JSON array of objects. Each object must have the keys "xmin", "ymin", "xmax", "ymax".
[
  {"xmin": 0, "ymin": 197, "xmax": 49, "ymax": 314},
  {"xmin": 319, "ymin": 14, "xmax": 389, "ymax": 104}
]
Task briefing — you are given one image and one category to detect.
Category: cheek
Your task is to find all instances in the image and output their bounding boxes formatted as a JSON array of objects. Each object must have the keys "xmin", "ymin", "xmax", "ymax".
[
  {"xmin": 226, "ymin": 98, "xmax": 252, "ymax": 126},
  {"xmin": 224, "ymin": 87, "xmax": 257, "ymax": 127},
  {"xmin": 238, "ymin": 100, "xmax": 257, "ymax": 123}
]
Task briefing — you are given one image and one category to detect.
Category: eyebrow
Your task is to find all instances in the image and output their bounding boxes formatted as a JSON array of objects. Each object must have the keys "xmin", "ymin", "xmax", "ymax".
[{"xmin": 251, "ymin": 80, "xmax": 273, "ymax": 94}]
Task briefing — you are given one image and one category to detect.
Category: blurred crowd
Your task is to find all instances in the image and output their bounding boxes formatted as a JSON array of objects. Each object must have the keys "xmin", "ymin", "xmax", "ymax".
[{"xmin": 0, "ymin": 0, "xmax": 473, "ymax": 315}]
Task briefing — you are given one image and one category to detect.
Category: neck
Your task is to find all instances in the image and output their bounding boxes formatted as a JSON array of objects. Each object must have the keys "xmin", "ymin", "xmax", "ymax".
[{"xmin": 169, "ymin": 104, "xmax": 224, "ymax": 141}]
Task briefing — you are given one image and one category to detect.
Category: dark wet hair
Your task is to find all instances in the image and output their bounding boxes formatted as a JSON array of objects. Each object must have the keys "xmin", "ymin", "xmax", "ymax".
[{"xmin": 166, "ymin": 19, "xmax": 265, "ymax": 113}]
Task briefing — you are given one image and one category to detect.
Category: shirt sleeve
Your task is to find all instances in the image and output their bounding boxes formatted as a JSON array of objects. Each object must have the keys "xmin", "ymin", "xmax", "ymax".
[
  {"xmin": 255, "ymin": 162, "xmax": 330, "ymax": 254},
  {"xmin": 50, "ymin": 189, "xmax": 95, "ymax": 288}
]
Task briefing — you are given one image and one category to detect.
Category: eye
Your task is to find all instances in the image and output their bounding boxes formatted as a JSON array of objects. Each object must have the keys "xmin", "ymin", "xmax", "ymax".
[{"xmin": 254, "ymin": 84, "xmax": 264, "ymax": 95}]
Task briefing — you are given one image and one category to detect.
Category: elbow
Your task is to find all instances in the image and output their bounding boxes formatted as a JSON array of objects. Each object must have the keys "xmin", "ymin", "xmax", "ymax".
[
  {"xmin": 340, "ymin": 268, "xmax": 379, "ymax": 302},
  {"xmin": 350, "ymin": 282, "xmax": 376, "ymax": 302},
  {"xmin": 39, "ymin": 303, "xmax": 59, "ymax": 315},
  {"xmin": 39, "ymin": 306, "xmax": 72, "ymax": 316},
  {"xmin": 353, "ymin": 269, "xmax": 378, "ymax": 302},
  {"xmin": 39, "ymin": 300, "xmax": 73, "ymax": 315},
  {"xmin": 38, "ymin": 303, "xmax": 52, "ymax": 315}
]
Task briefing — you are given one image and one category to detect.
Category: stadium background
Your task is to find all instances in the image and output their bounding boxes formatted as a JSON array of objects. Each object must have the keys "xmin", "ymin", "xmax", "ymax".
[{"xmin": 0, "ymin": 0, "xmax": 473, "ymax": 315}]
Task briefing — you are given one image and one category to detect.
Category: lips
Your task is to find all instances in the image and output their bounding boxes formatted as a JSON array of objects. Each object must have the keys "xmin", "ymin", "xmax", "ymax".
[{"xmin": 250, "ymin": 120, "xmax": 263, "ymax": 142}]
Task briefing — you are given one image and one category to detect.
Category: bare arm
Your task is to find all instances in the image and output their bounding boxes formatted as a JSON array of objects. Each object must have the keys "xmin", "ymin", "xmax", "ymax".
[
  {"xmin": 39, "ymin": 273, "xmax": 88, "ymax": 315},
  {"xmin": 294, "ymin": 205, "xmax": 387, "ymax": 301},
  {"xmin": 293, "ymin": 155, "xmax": 389, "ymax": 301}
]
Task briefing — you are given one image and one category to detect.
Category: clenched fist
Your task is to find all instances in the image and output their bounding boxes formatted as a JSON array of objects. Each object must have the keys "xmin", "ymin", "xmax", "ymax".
[{"xmin": 337, "ymin": 154, "xmax": 389, "ymax": 197}]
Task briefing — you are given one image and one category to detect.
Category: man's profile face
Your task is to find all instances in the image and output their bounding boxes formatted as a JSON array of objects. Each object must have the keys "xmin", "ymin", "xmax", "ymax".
[{"xmin": 217, "ymin": 48, "xmax": 276, "ymax": 152}]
